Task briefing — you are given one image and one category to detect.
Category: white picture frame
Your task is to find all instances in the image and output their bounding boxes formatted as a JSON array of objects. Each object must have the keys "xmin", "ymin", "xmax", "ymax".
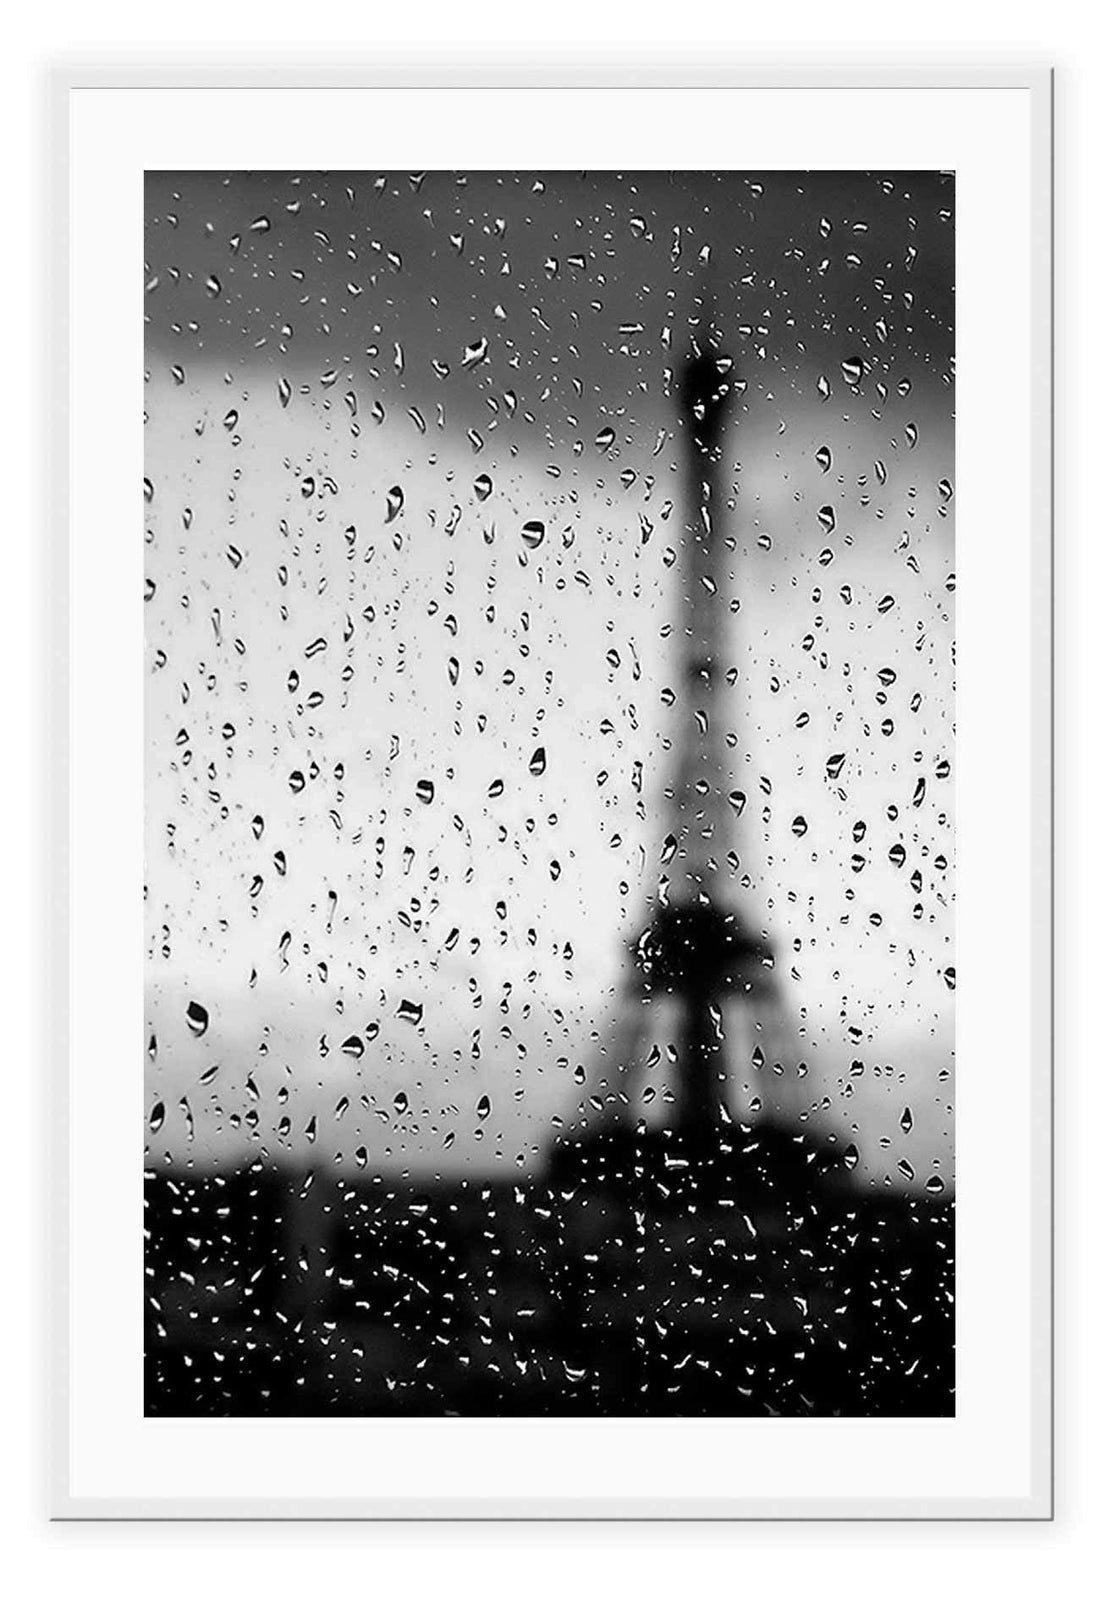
[{"xmin": 50, "ymin": 64, "xmax": 1052, "ymax": 1520}]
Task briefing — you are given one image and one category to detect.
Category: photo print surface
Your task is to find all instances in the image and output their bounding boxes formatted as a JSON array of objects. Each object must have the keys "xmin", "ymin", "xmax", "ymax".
[{"xmin": 144, "ymin": 170, "xmax": 955, "ymax": 1417}]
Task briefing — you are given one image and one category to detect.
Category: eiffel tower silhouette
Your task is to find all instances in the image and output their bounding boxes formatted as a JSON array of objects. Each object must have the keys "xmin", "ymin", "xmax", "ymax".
[{"xmin": 626, "ymin": 330, "xmax": 778, "ymax": 1146}]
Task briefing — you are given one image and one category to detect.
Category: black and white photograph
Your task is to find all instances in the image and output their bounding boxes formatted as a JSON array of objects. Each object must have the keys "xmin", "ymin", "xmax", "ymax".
[{"xmin": 142, "ymin": 168, "xmax": 956, "ymax": 1420}]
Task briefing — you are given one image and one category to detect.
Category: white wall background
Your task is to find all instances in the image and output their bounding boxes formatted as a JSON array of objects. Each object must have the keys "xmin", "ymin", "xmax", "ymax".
[{"xmin": 5, "ymin": 4, "xmax": 1096, "ymax": 1605}]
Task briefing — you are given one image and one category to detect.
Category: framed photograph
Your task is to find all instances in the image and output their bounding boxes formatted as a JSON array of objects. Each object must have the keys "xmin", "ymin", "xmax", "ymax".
[{"xmin": 51, "ymin": 66, "xmax": 1052, "ymax": 1519}]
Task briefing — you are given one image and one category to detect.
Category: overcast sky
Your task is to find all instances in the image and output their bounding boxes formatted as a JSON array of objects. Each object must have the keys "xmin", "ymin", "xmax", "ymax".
[{"xmin": 144, "ymin": 170, "xmax": 955, "ymax": 1190}]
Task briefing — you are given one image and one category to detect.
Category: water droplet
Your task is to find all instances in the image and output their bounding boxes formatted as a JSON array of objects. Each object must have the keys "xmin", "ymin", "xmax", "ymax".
[
  {"xmin": 521, "ymin": 520, "xmax": 545, "ymax": 550},
  {"xmin": 185, "ymin": 1001, "xmax": 209, "ymax": 1037},
  {"xmin": 385, "ymin": 485, "xmax": 404, "ymax": 523}
]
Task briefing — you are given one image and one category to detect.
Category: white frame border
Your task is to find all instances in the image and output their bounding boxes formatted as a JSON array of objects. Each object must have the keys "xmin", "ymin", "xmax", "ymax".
[{"xmin": 46, "ymin": 63, "xmax": 1052, "ymax": 1522}]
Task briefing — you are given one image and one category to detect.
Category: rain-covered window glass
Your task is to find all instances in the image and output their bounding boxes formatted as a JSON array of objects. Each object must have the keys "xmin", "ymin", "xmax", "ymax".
[{"xmin": 145, "ymin": 172, "xmax": 954, "ymax": 1416}]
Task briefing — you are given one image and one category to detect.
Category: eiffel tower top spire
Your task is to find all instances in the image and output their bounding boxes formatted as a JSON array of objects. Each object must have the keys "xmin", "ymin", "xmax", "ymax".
[{"xmin": 681, "ymin": 325, "xmax": 733, "ymax": 451}]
